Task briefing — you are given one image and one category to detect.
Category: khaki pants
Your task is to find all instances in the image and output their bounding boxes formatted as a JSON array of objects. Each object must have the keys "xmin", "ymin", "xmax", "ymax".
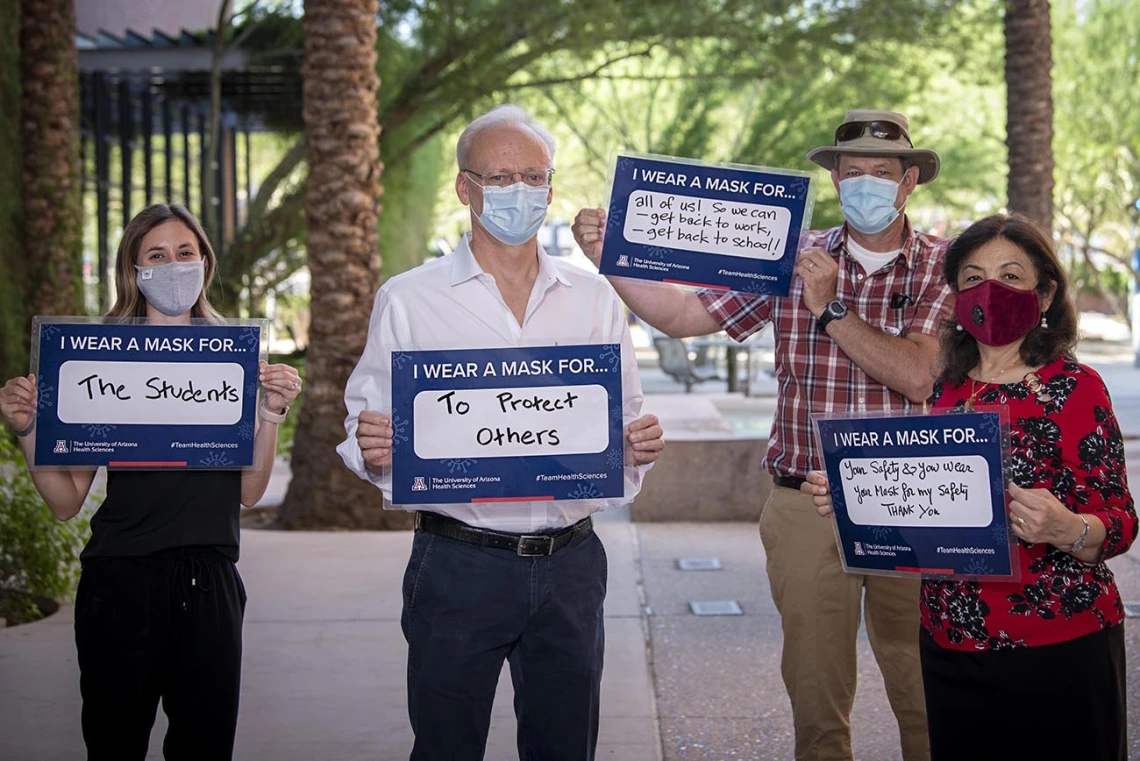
[{"xmin": 760, "ymin": 486, "xmax": 930, "ymax": 761}]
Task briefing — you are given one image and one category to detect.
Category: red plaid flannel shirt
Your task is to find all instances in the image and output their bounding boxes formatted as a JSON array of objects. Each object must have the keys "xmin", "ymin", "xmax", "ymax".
[{"xmin": 699, "ymin": 222, "xmax": 953, "ymax": 479}]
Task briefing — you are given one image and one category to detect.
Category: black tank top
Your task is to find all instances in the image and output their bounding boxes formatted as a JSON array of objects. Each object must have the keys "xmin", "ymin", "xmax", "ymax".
[{"xmin": 81, "ymin": 469, "xmax": 241, "ymax": 561}]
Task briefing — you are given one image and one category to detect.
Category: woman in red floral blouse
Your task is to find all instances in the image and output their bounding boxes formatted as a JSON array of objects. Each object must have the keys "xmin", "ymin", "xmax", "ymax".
[{"xmin": 804, "ymin": 214, "xmax": 1135, "ymax": 761}]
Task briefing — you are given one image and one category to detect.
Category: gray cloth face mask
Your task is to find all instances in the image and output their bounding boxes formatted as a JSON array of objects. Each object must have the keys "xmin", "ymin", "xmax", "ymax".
[{"xmin": 134, "ymin": 260, "xmax": 205, "ymax": 316}]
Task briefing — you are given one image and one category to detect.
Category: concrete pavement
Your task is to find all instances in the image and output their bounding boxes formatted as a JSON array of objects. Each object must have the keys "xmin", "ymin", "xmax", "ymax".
[{"xmin": 0, "ymin": 516, "xmax": 660, "ymax": 761}]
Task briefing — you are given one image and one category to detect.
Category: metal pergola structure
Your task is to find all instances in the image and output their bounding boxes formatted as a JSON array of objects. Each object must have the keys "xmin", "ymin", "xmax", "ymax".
[{"xmin": 78, "ymin": 28, "xmax": 301, "ymax": 311}]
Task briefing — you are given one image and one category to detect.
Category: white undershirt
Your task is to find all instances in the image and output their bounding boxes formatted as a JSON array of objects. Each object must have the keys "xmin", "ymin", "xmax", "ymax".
[{"xmin": 845, "ymin": 237, "xmax": 902, "ymax": 276}]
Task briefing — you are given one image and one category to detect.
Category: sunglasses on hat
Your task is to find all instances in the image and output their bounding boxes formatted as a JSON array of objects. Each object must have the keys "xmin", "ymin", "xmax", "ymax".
[{"xmin": 834, "ymin": 120, "xmax": 914, "ymax": 148}]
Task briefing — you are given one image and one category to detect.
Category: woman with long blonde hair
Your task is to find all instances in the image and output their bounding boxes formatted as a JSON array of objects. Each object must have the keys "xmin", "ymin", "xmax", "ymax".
[{"xmin": 0, "ymin": 204, "xmax": 302, "ymax": 760}]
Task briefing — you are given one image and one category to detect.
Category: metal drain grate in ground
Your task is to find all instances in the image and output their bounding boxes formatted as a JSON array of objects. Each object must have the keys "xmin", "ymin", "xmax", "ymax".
[
  {"xmin": 689, "ymin": 600, "xmax": 743, "ymax": 616},
  {"xmin": 677, "ymin": 557, "xmax": 723, "ymax": 571},
  {"xmin": 1123, "ymin": 602, "xmax": 1140, "ymax": 618}
]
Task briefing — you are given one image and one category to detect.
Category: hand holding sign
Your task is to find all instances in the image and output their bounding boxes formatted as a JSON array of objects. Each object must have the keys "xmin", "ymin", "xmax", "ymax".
[
  {"xmin": 801, "ymin": 470, "xmax": 834, "ymax": 517},
  {"xmin": 1007, "ymin": 483, "xmax": 1086, "ymax": 548},
  {"xmin": 258, "ymin": 360, "xmax": 303, "ymax": 414},
  {"xmin": 0, "ymin": 374, "xmax": 37, "ymax": 433},
  {"xmin": 572, "ymin": 207, "xmax": 606, "ymax": 268},
  {"xmin": 794, "ymin": 248, "xmax": 839, "ymax": 317},
  {"xmin": 358, "ymin": 410, "xmax": 394, "ymax": 471},
  {"xmin": 626, "ymin": 414, "xmax": 664, "ymax": 465}
]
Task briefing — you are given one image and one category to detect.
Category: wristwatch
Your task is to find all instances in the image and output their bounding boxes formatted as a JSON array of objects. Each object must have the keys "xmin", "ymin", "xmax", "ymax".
[
  {"xmin": 259, "ymin": 401, "xmax": 289, "ymax": 424},
  {"xmin": 816, "ymin": 300, "xmax": 848, "ymax": 333}
]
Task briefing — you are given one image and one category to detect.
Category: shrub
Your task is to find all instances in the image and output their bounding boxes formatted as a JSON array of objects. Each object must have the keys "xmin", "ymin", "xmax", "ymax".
[{"xmin": 0, "ymin": 434, "xmax": 93, "ymax": 624}]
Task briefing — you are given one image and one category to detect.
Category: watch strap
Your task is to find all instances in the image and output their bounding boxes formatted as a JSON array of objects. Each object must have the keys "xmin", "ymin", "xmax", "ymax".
[
  {"xmin": 259, "ymin": 401, "xmax": 289, "ymax": 424},
  {"xmin": 817, "ymin": 300, "xmax": 847, "ymax": 333}
]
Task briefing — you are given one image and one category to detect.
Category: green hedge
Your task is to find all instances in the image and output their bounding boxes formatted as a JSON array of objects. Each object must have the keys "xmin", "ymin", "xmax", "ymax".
[{"xmin": 0, "ymin": 435, "xmax": 93, "ymax": 624}]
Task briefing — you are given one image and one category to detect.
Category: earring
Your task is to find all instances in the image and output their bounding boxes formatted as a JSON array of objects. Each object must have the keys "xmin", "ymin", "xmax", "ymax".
[
  {"xmin": 955, "ymin": 323, "xmax": 963, "ymax": 332},
  {"xmin": 1040, "ymin": 312, "xmax": 1048, "ymax": 329}
]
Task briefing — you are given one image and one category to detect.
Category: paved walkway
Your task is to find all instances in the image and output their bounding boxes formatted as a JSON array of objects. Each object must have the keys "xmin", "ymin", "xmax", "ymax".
[{"xmin": 0, "ymin": 514, "xmax": 659, "ymax": 761}]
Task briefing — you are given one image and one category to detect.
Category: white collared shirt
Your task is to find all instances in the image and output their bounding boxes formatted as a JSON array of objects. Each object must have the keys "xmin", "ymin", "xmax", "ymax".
[{"xmin": 336, "ymin": 232, "xmax": 648, "ymax": 533}]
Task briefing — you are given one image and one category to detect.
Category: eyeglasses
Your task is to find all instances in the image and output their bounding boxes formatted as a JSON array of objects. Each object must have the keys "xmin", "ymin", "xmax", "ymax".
[
  {"xmin": 834, "ymin": 121, "xmax": 914, "ymax": 148},
  {"xmin": 462, "ymin": 168, "xmax": 555, "ymax": 188}
]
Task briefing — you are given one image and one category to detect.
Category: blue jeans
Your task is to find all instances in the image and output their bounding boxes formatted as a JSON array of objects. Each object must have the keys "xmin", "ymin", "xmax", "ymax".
[{"xmin": 400, "ymin": 527, "xmax": 608, "ymax": 761}]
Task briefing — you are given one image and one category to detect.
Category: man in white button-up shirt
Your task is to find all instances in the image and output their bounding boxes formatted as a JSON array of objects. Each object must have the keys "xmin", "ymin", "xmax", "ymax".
[{"xmin": 336, "ymin": 104, "xmax": 665, "ymax": 761}]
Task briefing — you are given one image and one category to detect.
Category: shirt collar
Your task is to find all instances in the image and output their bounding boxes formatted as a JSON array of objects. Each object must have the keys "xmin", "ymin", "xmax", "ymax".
[{"xmin": 449, "ymin": 232, "xmax": 573, "ymax": 289}]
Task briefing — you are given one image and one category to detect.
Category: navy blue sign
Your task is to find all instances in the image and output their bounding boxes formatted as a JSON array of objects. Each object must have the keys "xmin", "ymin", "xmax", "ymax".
[
  {"xmin": 33, "ymin": 319, "xmax": 262, "ymax": 468},
  {"xmin": 599, "ymin": 153, "xmax": 814, "ymax": 295},
  {"xmin": 815, "ymin": 410, "xmax": 1015, "ymax": 578},
  {"xmin": 391, "ymin": 345, "xmax": 625, "ymax": 504}
]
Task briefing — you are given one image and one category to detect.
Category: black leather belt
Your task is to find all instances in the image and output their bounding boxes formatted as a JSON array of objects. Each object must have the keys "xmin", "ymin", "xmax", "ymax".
[
  {"xmin": 772, "ymin": 474, "xmax": 807, "ymax": 491},
  {"xmin": 414, "ymin": 511, "xmax": 593, "ymax": 557}
]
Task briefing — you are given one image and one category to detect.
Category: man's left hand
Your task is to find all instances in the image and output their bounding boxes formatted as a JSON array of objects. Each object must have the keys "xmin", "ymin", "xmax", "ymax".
[
  {"xmin": 626, "ymin": 414, "xmax": 664, "ymax": 465},
  {"xmin": 794, "ymin": 247, "xmax": 839, "ymax": 317}
]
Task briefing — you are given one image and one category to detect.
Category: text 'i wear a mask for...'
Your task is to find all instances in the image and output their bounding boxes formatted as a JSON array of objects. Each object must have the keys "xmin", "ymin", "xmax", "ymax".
[
  {"xmin": 474, "ymin": 181, "xmax": 550, "ymax": 246},
  {"xmin": 135, "ymin": 260, "xmax": 205, "ymax": 316},
  {"xmin": 838, "ymin": 175, "xmax": 901, "ymax": 235},
  {"xmin": 955, "ymin": 279, "xmax": 1042, "ymax": 346}
]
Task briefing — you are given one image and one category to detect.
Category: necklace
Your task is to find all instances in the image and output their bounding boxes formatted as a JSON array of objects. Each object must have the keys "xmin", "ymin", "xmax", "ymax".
[{"xmin": 965, "ymin": 357, "xmax": 1024, "ymax": 411}]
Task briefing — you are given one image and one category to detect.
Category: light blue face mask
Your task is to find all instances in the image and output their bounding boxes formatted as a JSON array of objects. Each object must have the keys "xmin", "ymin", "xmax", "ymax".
[
  {"xmin": 838, "ymin": 175, "xmax": 902, "ymax": 235},
  {"xmin": 471, "ymin": 179, "xmax": 550, "ymax": 246}
]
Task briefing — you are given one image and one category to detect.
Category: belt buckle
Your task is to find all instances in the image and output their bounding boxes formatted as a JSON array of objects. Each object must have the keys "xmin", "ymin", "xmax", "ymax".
[{"xmin": 516, "ymin": 534, "xmax": 555, "ymax": 557}]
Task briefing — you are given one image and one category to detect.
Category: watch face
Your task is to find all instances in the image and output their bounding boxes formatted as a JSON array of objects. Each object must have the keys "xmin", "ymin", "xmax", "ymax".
[{"xmin": 828, "ymin": 301, "xmax": 847, "ymax": 318}]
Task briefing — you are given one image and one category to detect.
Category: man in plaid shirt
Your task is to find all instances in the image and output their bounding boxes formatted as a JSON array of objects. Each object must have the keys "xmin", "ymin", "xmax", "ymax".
[{"xmin": 573, "ymin": 109, "xmax": 952, "ymax": 761}]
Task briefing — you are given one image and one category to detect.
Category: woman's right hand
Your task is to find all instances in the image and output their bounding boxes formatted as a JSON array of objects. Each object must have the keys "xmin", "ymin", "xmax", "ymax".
[
  {"xmin": 0, "ymin": 374, "xmax": 37, "ymax": 432},
  {"xmin": 800, "ymin": 470, "xmax": 834, "ymax": 517}
]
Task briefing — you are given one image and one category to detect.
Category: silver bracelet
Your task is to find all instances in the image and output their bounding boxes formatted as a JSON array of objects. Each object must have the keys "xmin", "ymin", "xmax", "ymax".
[{"xmin": 1066, "ymin": 514, "xmax": 1090, "ymax": 553}]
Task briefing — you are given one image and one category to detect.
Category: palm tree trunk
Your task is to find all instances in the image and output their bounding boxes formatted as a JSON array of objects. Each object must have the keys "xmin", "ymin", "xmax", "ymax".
[
  {"xmin": 21, "ymin": 0, "xmax": 83, "ymax": 320},
  {"xmin": 1004, "ymin": 0, "xmax": 1055, "ymax": 232},
  {"xmin": 278, "ymin": 0, "xmax": 406, "ymax": 528},
  {"xmin": 0, "ymin": 1, "xmax": 25, "ymax": 381}
]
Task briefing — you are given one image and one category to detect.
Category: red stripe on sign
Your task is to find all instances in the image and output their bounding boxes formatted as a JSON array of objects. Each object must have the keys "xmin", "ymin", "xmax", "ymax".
[
  {"xmin": 471, "ymin": 495, "xmax": 555, "ymax": 503},
  {"xmin": 663, "ymin": 278, "xmax": 729, "ymax": 290},
  {"xmin": 109, "ymin": 461, "xmax": 188, "ymax": 467},
  {"xmin": 895, "ymin": 566, "xmax": 955, "ymax": 574}
]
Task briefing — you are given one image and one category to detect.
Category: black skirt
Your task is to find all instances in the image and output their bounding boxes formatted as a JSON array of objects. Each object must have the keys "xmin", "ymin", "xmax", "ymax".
[{"xmin": 921, "ymin": 625, "xmax": 1127, "ymax": 761}]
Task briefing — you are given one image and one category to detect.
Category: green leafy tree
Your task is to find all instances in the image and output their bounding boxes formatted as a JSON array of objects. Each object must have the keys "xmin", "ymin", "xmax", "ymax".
[{"xmin": 1052, "ymin": 0, "xmax": 1140, "ymax": 310}]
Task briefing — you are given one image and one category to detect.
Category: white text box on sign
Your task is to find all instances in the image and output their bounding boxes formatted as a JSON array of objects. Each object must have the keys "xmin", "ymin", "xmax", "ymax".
[
  {"xmin": 413, "ymin": 384, "xmax": 610, "ymax": 460},
  {"xmin": 839, "ymin": 455, "xmax": 994, "ymax": 528},
  {"xmin": 57, "ymin": 360, "xmax": 245, "ymax": 426},
  {"xmin": 622, "ymin": 190, "xmax": 792, "ymax": 261}
]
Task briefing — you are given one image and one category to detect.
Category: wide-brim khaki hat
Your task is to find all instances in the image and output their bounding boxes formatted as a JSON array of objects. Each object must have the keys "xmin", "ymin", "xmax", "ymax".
[{"xmin": 806, "ymin": 108, "xmax": 940, "ymax": 184}]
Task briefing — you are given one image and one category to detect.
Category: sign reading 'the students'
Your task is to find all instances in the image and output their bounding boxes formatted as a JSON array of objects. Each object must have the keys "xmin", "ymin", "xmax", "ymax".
[{"xmin": 32, "ymin": 317, "xmax": 266, "ymax": 468}]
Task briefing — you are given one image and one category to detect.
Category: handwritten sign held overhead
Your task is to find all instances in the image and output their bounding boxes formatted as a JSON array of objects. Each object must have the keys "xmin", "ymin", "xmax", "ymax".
[
  {"xmin": 599, "ymin": 153, "xmax": 815, "ymax": 295},
  {"xmin": 390, "ymin": 345, "xmax": 625, "ymax": 505},
  {"xmin": 814, "ymin": 410, "xmax": 1018, "ymax": 579},
  {"xmin": 32, "ymin": 318, "xmax": 266, "ymax": 468}
]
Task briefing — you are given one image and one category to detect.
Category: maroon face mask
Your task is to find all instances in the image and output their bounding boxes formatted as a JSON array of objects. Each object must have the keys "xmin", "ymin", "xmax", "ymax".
[{"xmin": 955, "ymin": 279, "xmax": 1041, "ymax": 346}]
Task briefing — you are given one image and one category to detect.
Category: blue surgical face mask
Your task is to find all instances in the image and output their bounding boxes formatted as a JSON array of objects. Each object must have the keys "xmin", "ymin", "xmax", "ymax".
[
  {"xmin": 838, "ymin": 175, "xmax": 902, "ymax": 235},
  {"xmin": 470, "ymin": 179, "xmax": 550, "ymax": 246}
]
